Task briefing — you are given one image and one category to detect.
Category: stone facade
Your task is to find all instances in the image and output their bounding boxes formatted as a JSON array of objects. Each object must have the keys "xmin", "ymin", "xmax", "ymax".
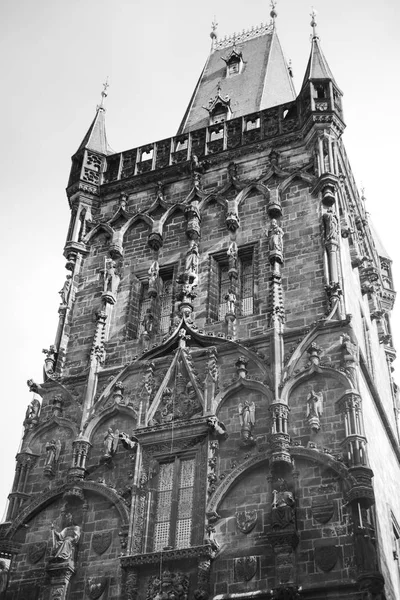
[{"xmin": 1, "ymin": 17, "xmax": 399, "ymax": 600}]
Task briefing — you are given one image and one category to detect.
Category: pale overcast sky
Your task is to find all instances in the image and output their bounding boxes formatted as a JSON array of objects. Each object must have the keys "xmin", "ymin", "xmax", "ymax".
[{"xmin": 0, "ymin": 0, "xmax": 399, "ymax": 517}]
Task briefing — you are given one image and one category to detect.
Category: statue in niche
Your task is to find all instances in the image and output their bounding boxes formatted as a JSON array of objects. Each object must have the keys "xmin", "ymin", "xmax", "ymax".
[
  {"xmin": 225, "ymin": 288, "xmax": 237, "ymax": 314},
  {"xmin": 45, "ymin": 439, "xmax": 62, "ymax": 468},
  {"xmin": 185, "ymin": 241, "xmax": 199, "ymax": 284},
  {"xmin": 269, "ymin": 219, "xmax": 284, "ymax": 253},
  {"xmin": 271, "ymin": 479, "xmax": 295, "ymax": 529},
  {"xmin": 103, "ymin": 427, "xmax": 119, "ymax": 458},
  {"xmin": 59, "ymin": 274, "xmax": 72, "ymax": 305},
  {"xmin": 238, "ymin": 400, "xmax": 256, "ymax": 445},
  {"xmin": 227, "ymin": 241, "xmax": 238, "ymax": 270},
  {"xmin": 0, "ymin": 560, "xmax": 8, "ymax": 594},
  {"xmin": 142, "ymin": 308, "xmax": 154, "ymax": 336},
  {"xmin": 24, "ymin": 398, "xmax": 41, "ymax": 430},
  {"xmin": 148, "ymin": 261, "xmax": 159, "ymax": 295},
  {"xmin": 103, "ymin": 259, "xmax": 119, "ymax": 295},
  {"xmin": 51, "ymin": 513, "xmax": 81, "ymax": 561},
  {"xmin": 306, "ymin": 390, "xmax": 324, "ymax": 432},
  {"xmin": 322, "ymin": 208, "xmax": 339, "ymax": 243},
  {"xmin": 119, "ymin": 431, "xmax": 138, "ymax": 451}
]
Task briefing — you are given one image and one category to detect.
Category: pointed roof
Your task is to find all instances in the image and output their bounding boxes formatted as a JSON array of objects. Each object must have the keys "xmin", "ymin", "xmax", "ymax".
[
  {"xmin": 301, "ymin": 14, "xmax": 340, "ymax": 91},
  {"xmin": 178, "ymin": 24, "xmax": 295, "ymax": 134},
  {"xmin": 75, "ymin": 107, "xmax": 114, "ymax": 156}
]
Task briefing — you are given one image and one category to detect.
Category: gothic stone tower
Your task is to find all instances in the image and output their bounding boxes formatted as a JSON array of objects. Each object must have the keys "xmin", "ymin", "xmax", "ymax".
[{"xmin": 1, "ymin": 12, "xmax": 399, "ymax": 600}]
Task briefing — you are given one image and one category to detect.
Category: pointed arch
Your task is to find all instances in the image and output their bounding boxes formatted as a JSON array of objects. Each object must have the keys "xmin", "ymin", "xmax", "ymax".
[
  {"xmin": 278, "ymin": 171, "xmax": 314, "ymax": 195},
  {"xmin": 121, "ymin": 212, "xmax": 153, "ymax": 237},
  {"xmin": 7, "ymin": 480, "xmax": 129, "ymax": 538},
  {"xmin": 280, "ymin": 365, "xmax": 352, "ymax": 405},
  {"xmin": 83, "ymin": 222, "xmax": 114, "ymax": 244},
  {"xmin": 206, "ymin": 446, "xmax": 351, "ymax": 517},
  {"xmin": 23, "ymin": 416, "xmax": 79, "ymax": 449},
  {"xmin": 213, "ymin": 378, "xmax": 272, "ymax": 415},
  {"xmin": 85, "ymin": 403, "xmax": 138, "ymax": 442},
  {"xmin": 198, "ymin": 193, "xmax": 228, "ymax": 214},
  {"xmin": 236, "ymin": 183, "xmax": 269, "ymax": 209},
  {"xmin": 159, "ymin": 203, "xmax": 186, "ymax": 229}
]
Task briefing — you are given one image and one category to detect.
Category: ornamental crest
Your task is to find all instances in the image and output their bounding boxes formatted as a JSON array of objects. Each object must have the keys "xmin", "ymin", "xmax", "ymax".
[
  {"xmin": 235, "ymin": 509, "xmax": 258, "ymax": 534},
  {"xmin": 311, "ymin": 498, "xmax": 334, "ymax": 524},
  {"xmin": 91, "ymin": 531, "xmax": 112, "ymax": 555},
  {"xmin": 147, "ymin": 570, "xmax": 189, "ymax": 600},
  {"xmin": 86, "ymin": 576, "xmax": 107, "ymax": 599},
  {"xmin": 314, "ymin": 545, "xmax": 339, "ymax": 572},
  {"xmin": 234, "ymin": 556, "xmax": 258, "ymax": 582},
  {"xmin": 27, "ymin": 541, "xmax": 47, "ymax": 564}
]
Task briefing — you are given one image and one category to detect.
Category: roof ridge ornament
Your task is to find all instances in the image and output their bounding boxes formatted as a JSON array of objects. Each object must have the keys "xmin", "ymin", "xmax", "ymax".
[
  {"xmin": 210, "ymin": 17, "xmax": 218, "ymax": 49},
  {"xmin": 270, "ymin": 1, "xmax": 278, "ymax": 28},
  {"xmin": 215, "ymin": 21, "xmax": 273, "ymax": 50}
]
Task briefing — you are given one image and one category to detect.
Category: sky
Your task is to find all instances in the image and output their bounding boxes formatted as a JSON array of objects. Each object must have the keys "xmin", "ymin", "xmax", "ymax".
[{"xmin": 0, "ymin": 0, "xmax": 399, "ymax": 518}]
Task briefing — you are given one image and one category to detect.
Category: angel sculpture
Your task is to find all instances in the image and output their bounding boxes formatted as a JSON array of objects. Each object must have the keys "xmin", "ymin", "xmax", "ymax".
[
  {"xmin": 306, "ymin": 390, "xmax": 324, "ymax": 432},
  {"xmin": 103, "ymin": 427, "xmax": 119, "ymax": 458},
  {"xmin": 238, "ymin": 400, "xmax": 256, "ymax": 445}
]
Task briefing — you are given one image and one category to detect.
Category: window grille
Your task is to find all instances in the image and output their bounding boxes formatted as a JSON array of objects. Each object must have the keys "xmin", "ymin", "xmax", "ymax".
[
  {"xmin": 241, "ymin": 257, "xmax": 254, "ymax": 316},
  {"xmin": 160, "ymin": 276, "xmax": 173, "ymax": 334},
  {"xmin": 218, "ymin": 263, "xmax": 230, "ymax": 320},
  {"xmin": 216, "ymin": 247, "xmax": 254, "ymax": 321},
  {"xmin": 152, "ymin": 457, "xmax": 195, "ymax": 552}
]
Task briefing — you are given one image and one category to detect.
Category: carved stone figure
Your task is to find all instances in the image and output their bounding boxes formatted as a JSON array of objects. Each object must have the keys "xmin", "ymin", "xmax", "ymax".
[
  {"xmin": 24, "ymin": 398, "xmax": 41, "ymax": 430},
  {"xmin": 323, "ymin": 208, "xmax": 339, "ymax": 244},
  {"xmin": 236, "ymin": 510, "xmax": 258, "ymax": 534},
  {"xmin": 147, "ymin": 570, "xmax": 189, "ymax": 600},
  {"xmin": 59, "ymin": 274, "xmax": 72, "ymax": 305},
  {"xmin": 238, "ymin": 400, "xmax": 256, "ymax": 445},
  {"xmin": 227, "ymin": 241, "xmax": 238, "ymax": 270},
  {"xmin": 272, "ymin": 480, "xmax": 295, "ymax": 529},
  {"xmin": 42, "ymin": 345, "xmax": 57, "ymax": 377},
  {"xmin": 226, "ymin": 211, "xmax": 240, "ymax": 232},
  {"xmin": 103, "ymin": 259, "xmax": 119, "ymax": 295},
  {"xmin": 0, "ymin": 560, "xmax": 8, "ymax": 594},
  {"xmin": 306, "ymin": 390, "xmax": 324, "ymax": 432},
  {"xmin": 142, "ymin": 308, "xmax": 154, "ymax": 336},
  {"xmin": 148, "ymin": 261, "xmax": 159, "ymax": 297},
  {"xmin": 207, "ymin": 416, "xmax": 228, "ymax": 439},
  {"xmin": 225, "ymin": 288, "xmax": 236, "ymax": 314},
  {"xmin": 45, "ymin": 439, "xmax": 62, "ymax": 468},
  {"xmin": 185, "ymin": 241, "xmax": 199, "ymax": 283},
  {"xmin": 51, "ymin": 513, "xmax": 81, "ymax": 561},
  {"xmin": 119, "ymin": 431, "xmax": 138, "ymax": 450},
  {"xmin": 103, "ymin": 428, "xmax": 119, "ymax": 458},
  {"xmin": 269, "ymin": 218, "xmax": 284, "ymax": 253}
]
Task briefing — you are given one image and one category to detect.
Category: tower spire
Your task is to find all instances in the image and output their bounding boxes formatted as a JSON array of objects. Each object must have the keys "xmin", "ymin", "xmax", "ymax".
[
  {"xmin": 310, "ymin": 7, "xmax": 319, "ymax": 39},
  {"xmin": 98, "ymin": 77, "xmax": 109, "ymax": 110}
]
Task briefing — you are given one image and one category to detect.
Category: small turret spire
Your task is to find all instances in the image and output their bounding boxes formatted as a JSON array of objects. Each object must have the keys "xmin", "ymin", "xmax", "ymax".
[
  {"xmin": 270, "ymin": 1, "xmax": 278, "ymax": 28},
  {"xmin": 310, "ymin": 7, "xmax": 319, "ymax": 40},
  {"xmin": 98, "ymin": 77, "xmax": 109, "ymax": 111}
]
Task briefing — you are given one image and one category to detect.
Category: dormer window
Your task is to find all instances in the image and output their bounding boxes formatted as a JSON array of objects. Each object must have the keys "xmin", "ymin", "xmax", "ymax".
[
  {"xmin": 211, "ymin": 105, "xmax": 228, "ymax": 125},
  {"xmin": 205, "ymin": 85, "xmax": 231, "ymax": 126},
  {"xmin": 222, "ymin": 48, "xmax": 243, "ymax": 77}
]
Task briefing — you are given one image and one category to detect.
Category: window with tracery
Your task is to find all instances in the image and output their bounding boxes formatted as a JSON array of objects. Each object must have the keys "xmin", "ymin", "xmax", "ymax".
[
  {"xmin": 159, "ymin": 272, "xmax": 174, "ymax": 334},
  {"xmin": 215, "ymin": 247, "xmax": 255, "ymax": 321},
  {"xmin": 153, "ymin": 456, "xmax": 196, "ymax": 551},
  {"xmin": 137, "ymin": 282, "xmax": 151, "ymax": 336}
]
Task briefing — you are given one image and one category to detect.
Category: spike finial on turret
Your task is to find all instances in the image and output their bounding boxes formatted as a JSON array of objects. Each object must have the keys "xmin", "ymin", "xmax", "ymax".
[
  {"xmin": 98, "ymin": 77, "xmax": 109, "ymax": 110},
  {"xmin": 270, "ymin": 1, "xmax": 278, "ymax": 27},
  {"xmin": 210, "ymin": 17, "xmax": 218, "ymax": 49},
  {"xmin": 310, "ymin": 7, "xmax": 319, "ymax": 40}
]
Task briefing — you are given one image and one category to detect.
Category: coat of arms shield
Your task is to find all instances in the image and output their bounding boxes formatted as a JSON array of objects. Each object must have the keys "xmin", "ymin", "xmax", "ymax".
[
  {"xmin": 27, "ymin": 541, "xmax": 47, "ymax": 564},
  {"xmin": 86, "ymin": 576, "xmax": 107, "ymax": 599},
  {"xmin": 234, "ymin": 556, "xmax": 258, "ymax": 582},
  {"xmin": 315, "ymin": 545, "xmax": 339, "ymax": 572},
  {"xmin": 91, "ymin": 531, "xmax": 112, "ymax": 555},
  {"xmin": 235, "ymin": 510, "xmax": 258, "ymax": 534},
  {"xmin": 311, "ymin": 498, "xmax": 334, "ymax": 524}
]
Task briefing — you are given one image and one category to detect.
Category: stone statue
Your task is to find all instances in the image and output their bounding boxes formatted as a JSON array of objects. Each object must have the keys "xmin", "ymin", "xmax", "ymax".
[
  {"xmin": 238, "ymin": 400, "xmax": 256, "ymax": 445},
  {"xmin": 227, "ymin": 241, "xmax": 238, "ymax": 270},
  {"xmin": 225, "ymin": 288, "xmax": 236, "ymax": 314},
  {"xmin": 51, "ymin": 513, "xmax": 81, "ymax": 561},
  {"xmin": 271, "ymin": 480, "xmax": 295, "ymax": 529},
  {"xmin": 186, "ymin": 241, "xmax": 199, "ymax": 283},
  {"xmin": 103, "ymin": 427, "xmax": 119, "ymax": 458},
  {"xmin": 269, "ymin": 219, "xmax": 284, "ymax": 253},
  {"xmin": 0, "ymin": 559, "xmax": 8, "ymax": 594},
  {"xmin": 25, "ymin": 398, "xmax": 40, "ymax": 421},
  {"xmin": 207, "ymin": 416, "xmax": 228, "ymax": 439},
  {"xmin": 323, "ymin": 208, "xmax": 339, "ymax": 243},
  {"xmin": 148, "ymin": 260, "xmax": 159, "ymax": 294},
  {"xmin": 45, "ymin": 439, "xmax": 62, "ymax": 467},
  {"xmin": 27, "ymin": 379, "xmax": 41, "ymax": 394},
  {"xmin": 142, "ymin": 308, "xmax": 154, "ymax": 335},
  {"xmin": 103, "ymin": 259, "xmax": 119, "ymax": 295},
  {"xmin": 306, "ymin": 390, "xmax": 323, "ymax": 432},
  {"xmin": 59, "ymin": 274, "xmax": 72, "ymax": 305},
  {"xmin": 119, "ymin": 431, "xmax": 138, "ymax": 450}
]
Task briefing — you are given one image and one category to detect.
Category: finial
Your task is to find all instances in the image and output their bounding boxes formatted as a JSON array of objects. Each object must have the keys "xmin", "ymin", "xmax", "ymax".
[
  {"xmin": 310, "ymin": 7, "xmax": 319, "ymax": 39},
  {"xmin": 98, "ymin": 77, "xmax": 109, "ymax": 110},
  {"xmin": 210, "ymin": 17, "xmax": 218, "ymax": 48},
  {"xmin": 270, "ymin": 1, "xmax": 278, "ymax": 26},
  {"xmin": 288, "ymin": 59, "xmax": 293, "ymax": 78}
]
